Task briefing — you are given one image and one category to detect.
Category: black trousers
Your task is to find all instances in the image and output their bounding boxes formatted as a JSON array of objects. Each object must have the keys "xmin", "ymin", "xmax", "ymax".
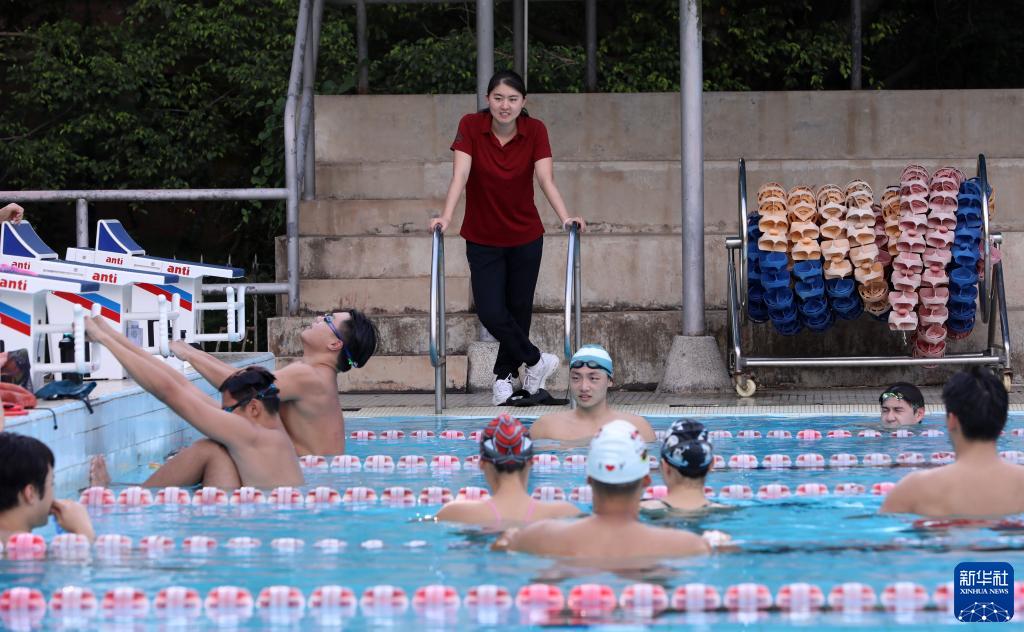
[{"xmin": 465, "ymin": 236, "xmax": 544, "ymax": 378}]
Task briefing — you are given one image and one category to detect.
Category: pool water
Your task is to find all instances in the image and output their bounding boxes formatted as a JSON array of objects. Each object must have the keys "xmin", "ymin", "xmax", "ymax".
[{"xmin": 3, "ymin": 414, "xmax": 1024, "ymax": 629}]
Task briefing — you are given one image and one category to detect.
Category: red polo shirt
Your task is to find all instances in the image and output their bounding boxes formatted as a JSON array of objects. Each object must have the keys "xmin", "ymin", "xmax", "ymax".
[{"xmin": 451, "ymin": 111, "xmax": 552, "ymax": 247}]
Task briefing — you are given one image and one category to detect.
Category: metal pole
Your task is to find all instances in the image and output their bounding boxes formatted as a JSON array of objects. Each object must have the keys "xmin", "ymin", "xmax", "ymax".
[
  {"xmin": 356, "ymin": 0, "xmax": 369, "ymax": 94},
  {"xmin": 523, "ymin": 0, "xmax": 528, "ymax": 88},
  {"xmin": 584, "ymin": 0, "xmax": 597, "ymax": 91},
  {"xmin": 513, "ymin": 0, "xmax": 525, "ymax": 76},
  {"xmin": 300, "ymin": 0, "xmax": 324, "ymax": 201},
  {"xmin": 680, "ymin": 0, "xmax": 704, "ymax": 336},
  {"xmin": 284, "ymin": 0, "xmax": 311, "ymax": 316},
  {"xmin": 850, "ymin": 0, "xmax": 862, "ymax": 90},
  {"xmin": 75, "ymin": 198, "xmax": 89, "ymax": 248},
  {"xmin": 476, "ymin": 0, "xmax": 494, "ymax": 111}
]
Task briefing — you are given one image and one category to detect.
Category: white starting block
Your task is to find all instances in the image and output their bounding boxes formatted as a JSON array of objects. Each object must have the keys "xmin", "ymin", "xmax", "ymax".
[
  {"xmin": 65, "ymin": 220, "xmax": 246, "ymax": 344},
  {"xmin": 0, "ymin": 270, "xmax": 103, "ymax": 384},
  {"xmin": 0, "ymin": 221, "xmax": 183, "ymax": 380}
]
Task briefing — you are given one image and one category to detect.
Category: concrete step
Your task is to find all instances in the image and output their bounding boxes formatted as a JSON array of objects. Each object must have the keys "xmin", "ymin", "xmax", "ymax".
[
  {"xmin": 299, "ymin": 199, "xmax": 463, "ymax": 236},
  {"xmin": 297, "ymin": 277, "xmax": 472, "ymax": 313},
  {"xmin": 315, "ymin": 92, "xmax": 1024, "ymax": 164},
  {"xmin": 270, "ymin": 306, "xmax": 1024, "ymax": 392},
  {"xmin": 314, "ymin": 158, "xmax": 1024, "ymax": 235},
  {"xmin": 277, "ymin": 233, "xmax": 697, "ymax": 310},
  {"xmin": 278, "ymin": 354, "xmax": 468, "ymax": 393}
]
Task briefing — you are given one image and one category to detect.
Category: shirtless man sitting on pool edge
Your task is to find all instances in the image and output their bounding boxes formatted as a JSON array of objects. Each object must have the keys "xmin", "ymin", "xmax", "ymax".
[
  {"xmin": 529, "ymin": 344, "xmax": 655, "ymax": 443},
  {"xmin": 85, "ymin": 316, "xmax": 302, "ymax": 489},
  {"xmin": 169, "ymin": 309, "xmax": 377, "ymax": 456}
]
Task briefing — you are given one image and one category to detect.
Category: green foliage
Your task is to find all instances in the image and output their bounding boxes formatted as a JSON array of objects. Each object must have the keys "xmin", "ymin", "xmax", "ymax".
[
  {"xmin": 2, "ymin": 0, "xmax": 1022, "ymax": 285},
  {"xmin": 0, "ymin": 0, "xmax": 355, "ymax": 268}
]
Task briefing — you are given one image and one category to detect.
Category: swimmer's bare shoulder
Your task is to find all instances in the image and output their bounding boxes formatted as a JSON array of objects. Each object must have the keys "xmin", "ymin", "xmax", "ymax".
[
  {"xmin": 435, "ymin": 500, "xmax": 488, "ymax": 523},
  {"xmin": 615, "ymin": 412, "xmax": 655, "ymax": 441},
  {"xmin": 529, "ymin": 412, "xmax": 573, "ymax": 440},
  {"xmin": 536, "ymin": 501, "xmax": 584, "ymax": 519},
  {"xmin": 273, "ymin": 361, "xmax": 328, "ymax": 401},
  {"xmin": 880, "ymin": 469, "xmax": 934, "ymax": 514}
]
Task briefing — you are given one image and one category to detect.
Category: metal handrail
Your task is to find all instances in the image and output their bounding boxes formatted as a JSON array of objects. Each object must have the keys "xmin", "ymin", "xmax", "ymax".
[
  {"xmin": 282, "ymin": 0, "xmax": 313, "ymax": 315},
  {"xmin": 978, "ymin": 153, "xmax": 992, "ymax": 322},
  {"xmin": 563, "ymin": 222, "xmax": 582, "ymax": 360},
  {"xmin": 995, "ymin": 263, "xmax": 1012, "ymax": 374},
  {"xmin": 429, "ymin": 226, "xmax": 447, "ymax": 413},
  {"xmin": 737, "ymin": 158, "xmax": 748, "ymax": 320}
]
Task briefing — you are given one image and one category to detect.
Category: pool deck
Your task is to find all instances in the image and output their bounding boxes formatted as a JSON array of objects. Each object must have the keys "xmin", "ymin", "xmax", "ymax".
[{"xmin": 343, "ymin": 385, "xmax": 1024, "ymax": 418}]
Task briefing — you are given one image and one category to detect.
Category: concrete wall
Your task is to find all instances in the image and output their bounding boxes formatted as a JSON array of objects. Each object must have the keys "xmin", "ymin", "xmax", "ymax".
[{"xmin": 291, "ymin": 91, "xmax": 1024, "ymax": 390}]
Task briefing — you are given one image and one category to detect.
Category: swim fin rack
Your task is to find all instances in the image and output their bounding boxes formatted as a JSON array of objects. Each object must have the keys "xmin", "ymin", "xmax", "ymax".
[{"xmin": 724, "ymin": 154, "xmax": 1011, "ymax": 397}]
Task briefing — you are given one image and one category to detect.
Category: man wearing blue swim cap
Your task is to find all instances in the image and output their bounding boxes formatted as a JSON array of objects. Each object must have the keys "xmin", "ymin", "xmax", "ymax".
[
  {"xmin": 531, "ymin": 344, "xmax": 655, "ymax": 443},
  {"xmin": 494, "ymin": 420, "xmax": 724, "ymax": 560}
]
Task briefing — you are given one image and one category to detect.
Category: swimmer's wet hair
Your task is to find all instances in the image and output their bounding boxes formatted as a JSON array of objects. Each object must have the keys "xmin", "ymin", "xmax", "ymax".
[
  {"xmin": 0, "ymin": 432, "xmax": 54, "ymax": 512},
  {"xmin": 220, "ymin": 366, "xmax": 281, "ymax": 415},
  {"xmin": 334, "ymin": 308, "xmax": 379, "ymax": 373},
  {"xmin": 589, "ymin": 477, "xmax": 646, "ymax": 498},
  {"xmin": 941, "ymin": 367, "xmax": 1007, "ymax": 441}
]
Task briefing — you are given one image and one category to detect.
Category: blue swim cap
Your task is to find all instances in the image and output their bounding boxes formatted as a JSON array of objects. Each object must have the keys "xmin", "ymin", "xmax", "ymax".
[{"xmin": 569, "ymin": 344, "xmax": 613, "ymax": 377}]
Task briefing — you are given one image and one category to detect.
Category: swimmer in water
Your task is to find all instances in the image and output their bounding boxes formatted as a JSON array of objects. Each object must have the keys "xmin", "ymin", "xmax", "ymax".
[
  {"xmin": 494, "ymin": 420, "xmax": 725, "ymax": 559},
  {"xmin": 879, "ymin": 382, "xmax": 926, "ymax": 425},
  {"xmin": 641, "ymin": 419, "xmax": 725, "ymax": 512},
  {"xmin": 530, "ymin": 345, "xmax": 655, "ymax": 443},
  {"xmin": 881, "ymin": 367, "xmax": 1024, "ymax": 517},
  {"xmin": 435, "ymin": 414, "xmax": 580, "ymax": 527},
  {"xmin": 0, "ymin": 432, "xmax": 94, "ymax": 542}
]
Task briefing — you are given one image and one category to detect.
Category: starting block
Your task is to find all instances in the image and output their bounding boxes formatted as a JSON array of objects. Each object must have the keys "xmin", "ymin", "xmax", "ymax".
[
  {"xmin": 0, "ymin": 222, "xmax": 183, "ymax": 380},
  {"xmin": 0, "ymin": 270, "xmax": 103, "ymax": 384},
  {"xmin": 66, "ymin": 220, "xmax": 246, "ymax": 344}
]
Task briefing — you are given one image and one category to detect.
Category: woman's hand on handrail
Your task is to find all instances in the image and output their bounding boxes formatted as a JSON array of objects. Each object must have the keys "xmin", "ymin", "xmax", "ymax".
[
  {"xmin": 429, "ymin": 216, "xmax": 450, "ymax": 233},
  {"xmin": 562, "ymin": 216, "xmax": 586, "ymax": 232}
]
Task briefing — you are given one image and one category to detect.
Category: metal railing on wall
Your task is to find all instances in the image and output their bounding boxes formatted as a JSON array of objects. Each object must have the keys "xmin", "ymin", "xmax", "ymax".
[{"xmin": 429, "ymin": 227, "xmax": 447, "ymax": 413}]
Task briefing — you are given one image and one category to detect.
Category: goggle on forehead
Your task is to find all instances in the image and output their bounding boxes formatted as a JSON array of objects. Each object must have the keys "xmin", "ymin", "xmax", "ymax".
[{"xmin": 879, "ymin": 391, "xmax": 920, "ymax": 410}]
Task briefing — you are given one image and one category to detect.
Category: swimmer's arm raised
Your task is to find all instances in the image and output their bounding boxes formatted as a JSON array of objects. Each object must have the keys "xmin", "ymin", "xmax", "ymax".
[
  {"xmin": 86, "ymin": 317, "xmax": 215, "ymax": 409},
  {"xmin": 170, "ymin": 340, "xmax": 236, "ymax": 391},
  {"xmin": 87, "ymin": 318, "xmax": 255, "ymax": 444}
]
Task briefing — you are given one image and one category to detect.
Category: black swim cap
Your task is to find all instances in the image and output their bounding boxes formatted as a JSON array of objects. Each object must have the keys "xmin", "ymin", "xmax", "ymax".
[
  {"xmin": 879, "ymin": 382, "xmax": 925, "ymax": 410},
  {"xmin": 660, "ymin": 419, "xmax": 713, "ymax": 478}
]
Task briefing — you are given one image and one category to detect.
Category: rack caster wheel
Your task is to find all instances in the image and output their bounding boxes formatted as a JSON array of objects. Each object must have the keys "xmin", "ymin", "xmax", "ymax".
[
  {"xmin": 734, "ymin": 375, "xmax": 756, "ymax": 398},
  {"xmin": 1003, "ymin": 371, "xmax": 1014, "ymax": 392}
]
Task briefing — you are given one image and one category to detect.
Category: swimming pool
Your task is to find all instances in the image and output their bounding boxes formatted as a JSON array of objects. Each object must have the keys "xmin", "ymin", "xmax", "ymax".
[{"xmin": 2, "ymin": 413, "xmax": 1023, "ymax": 628}]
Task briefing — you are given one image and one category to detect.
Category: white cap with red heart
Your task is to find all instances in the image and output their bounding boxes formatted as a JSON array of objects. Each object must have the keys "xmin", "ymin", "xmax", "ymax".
[{"xmin": 585, "ymin": 420, "xmax": 649, "ymax": 484}]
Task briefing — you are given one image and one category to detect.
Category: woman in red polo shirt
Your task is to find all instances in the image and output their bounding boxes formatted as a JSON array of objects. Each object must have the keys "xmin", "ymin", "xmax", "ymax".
[{"xmin": 430, "ymin": 71, "xmax": 584, "ymax": 405}]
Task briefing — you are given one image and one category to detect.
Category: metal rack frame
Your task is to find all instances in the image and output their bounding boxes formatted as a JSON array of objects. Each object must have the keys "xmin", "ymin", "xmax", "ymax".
[{"xmin": 725, "ymin": 155, "xmax": 1012, "ymax": 397}]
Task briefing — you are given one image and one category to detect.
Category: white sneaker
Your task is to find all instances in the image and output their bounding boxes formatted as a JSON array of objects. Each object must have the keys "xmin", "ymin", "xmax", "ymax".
[
  {"xmin": 523, "ymin": 352, "xmax": 559, "ymax": 394},
  {"xmin": 492, "ymin": 374, "xmax": 517, "ymax": 406}
]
